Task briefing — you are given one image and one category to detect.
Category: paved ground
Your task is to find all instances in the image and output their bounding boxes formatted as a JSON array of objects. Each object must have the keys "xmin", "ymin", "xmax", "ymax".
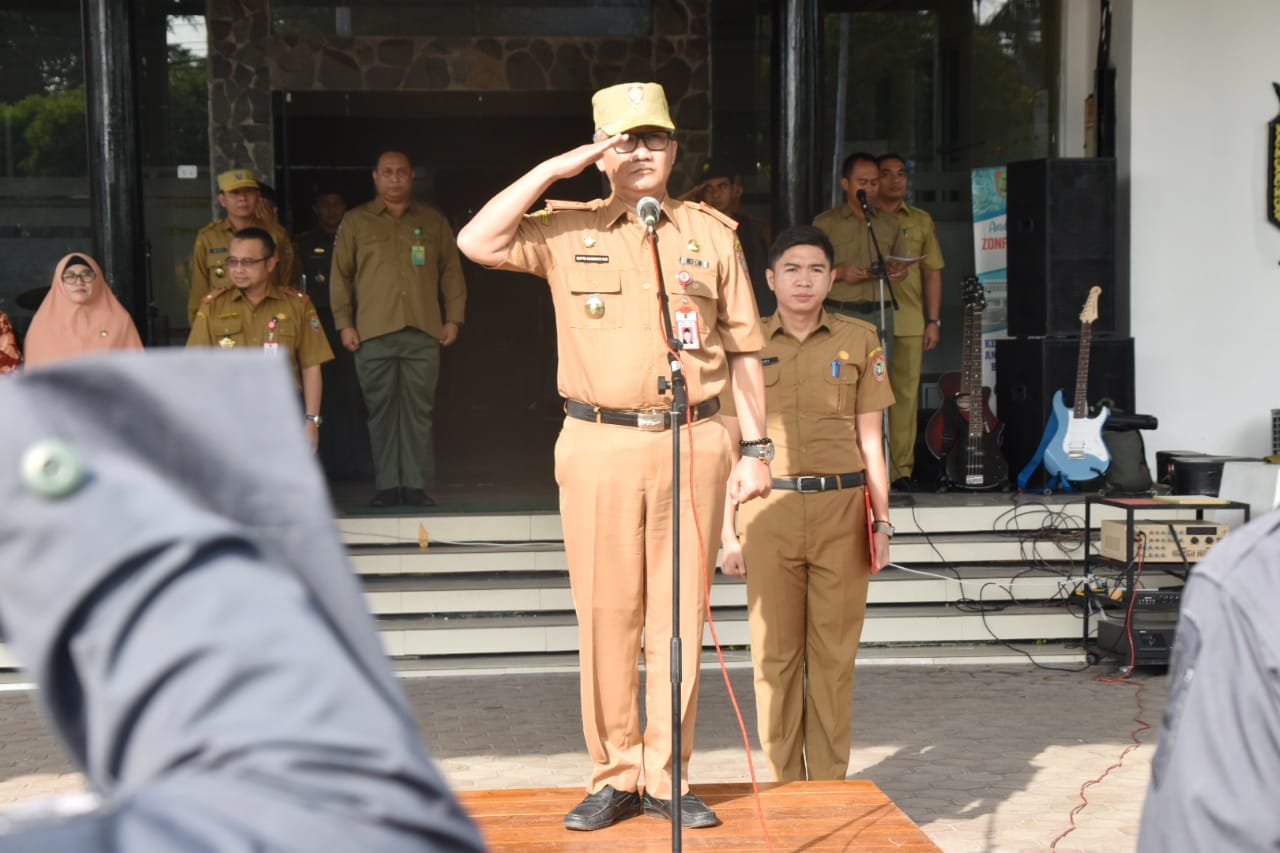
[{"xmin": 0, "ymin": 659, "xmax": 1166, "ymax": 852}]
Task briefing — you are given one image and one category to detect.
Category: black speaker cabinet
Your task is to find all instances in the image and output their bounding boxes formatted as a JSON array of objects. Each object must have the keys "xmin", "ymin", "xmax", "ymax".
[
  {"xmin": 1007, "ymin": 158, "xmax": 1119, "ymax": 337},
  {"xmin": 995, "ymin": 336, "xmax": 1135, "ymax": 487}
]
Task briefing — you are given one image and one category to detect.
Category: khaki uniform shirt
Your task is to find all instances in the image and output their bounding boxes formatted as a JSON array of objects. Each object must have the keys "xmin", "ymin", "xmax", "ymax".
[
  {"xmin": 188, "ymin": 218, "xmax": 300, "ymax": 323},
  {"xmin": 886, "ymin": 202, "xmax": 945, "ymax": 336},
  {"xmin": 187, "ymin": 284, "xmax": 334, "ymax": 387},
  {"xmin": 329, "ymin": 199, "xmax": 467, "ymax": 341},
  {"xmin": 812, "ymin": 204, "xmax": 906, "ymax": 304},
  {"xmin": 500, "ymin": 196, "xmax": 763, "ymax": 410},
  {"xmin": 723, "ymin": 311, "xmax": 895, "ymax": 475}
]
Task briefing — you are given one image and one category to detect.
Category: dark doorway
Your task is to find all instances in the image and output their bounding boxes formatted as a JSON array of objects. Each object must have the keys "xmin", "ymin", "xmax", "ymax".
[{"xmin": 277, "ymin": 90, "xmax": 606, "ymax": 511}]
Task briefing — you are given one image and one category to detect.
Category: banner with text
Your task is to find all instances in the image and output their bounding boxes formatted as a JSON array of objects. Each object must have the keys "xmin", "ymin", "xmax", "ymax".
[{"xmin": 971, "ymin": 166, "xmax": 1008, "ymax": 406}]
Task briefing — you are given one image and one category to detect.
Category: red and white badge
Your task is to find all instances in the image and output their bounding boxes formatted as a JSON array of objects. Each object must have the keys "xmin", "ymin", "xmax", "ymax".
[
  {"xmin": 675, "ymin": 309, "xmax": 701, "ymax": 350},
  {"xmin": 677, "ymin": 270, "xmax": 692, "ymax": 287}
]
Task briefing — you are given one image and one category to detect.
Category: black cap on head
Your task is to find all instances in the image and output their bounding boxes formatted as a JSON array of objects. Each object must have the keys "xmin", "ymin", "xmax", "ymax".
[
  {"xmin": 699, "ymin": 158, "xmax": 742, "ymax": 182},
  {"xmin": 65, "ymin": 254, "xmax": 91, "ymax": 268}
]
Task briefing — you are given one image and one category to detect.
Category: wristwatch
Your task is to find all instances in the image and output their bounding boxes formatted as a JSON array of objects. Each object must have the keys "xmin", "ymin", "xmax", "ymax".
[
  {"xmin": 739, "ymin": 437, "xmax": 775, "ymax": 463},
  {"xmin": 871, "ymin": 519, "xmax": 895, "ymax": 538},
  {"xmin": 925, "ymin": 318, "xmax": 941, "ymax": 327},
  {"xmin": 304, "ymin": 414, "xmax": 323, "ymax": 426}
]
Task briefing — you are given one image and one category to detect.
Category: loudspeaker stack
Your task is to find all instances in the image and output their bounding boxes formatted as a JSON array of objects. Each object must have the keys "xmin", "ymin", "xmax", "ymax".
[{"xmin": 996, "ymin": 157, "xmax": 1135, "ymax": 487}]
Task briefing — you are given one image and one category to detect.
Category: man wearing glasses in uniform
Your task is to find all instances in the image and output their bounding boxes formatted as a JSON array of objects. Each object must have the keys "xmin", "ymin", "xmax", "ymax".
[
  {"xmin": 458, "ymin": 81, "xmax": 771, "ymax": 832},
  {"xmin": 188, "ymin": 170, "xmax": 300, "ymax": 323},
  {"xmin": 187, "ymin": 227, "xmax": 333, "ymax": 452}
]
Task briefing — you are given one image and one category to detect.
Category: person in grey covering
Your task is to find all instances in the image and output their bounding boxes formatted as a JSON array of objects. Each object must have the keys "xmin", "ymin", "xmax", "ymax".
[
  {"xmin": 0, "ymin": 350, "xmax": 485, "ymax": 852},
  {"xmin": 1137, "ymin": 509, "xmax": 1280, "ymax": 852}
]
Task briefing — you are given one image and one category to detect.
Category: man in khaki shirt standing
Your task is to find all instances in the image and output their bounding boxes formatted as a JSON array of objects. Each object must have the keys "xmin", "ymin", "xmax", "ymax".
[
  {"xmin": 812, "ymin": 152, "xmax": 907, "ymax": 317},
  {"xmin": 457, "ymin": 82, "xmax": 772, "ymax": 832},
  {"xmin": 330, "ymin": 150, "xmax": 467, "ymax": 507},
  {"xmin": 877, "ymin": 153, "xmax": 945, "ymax": 487},
  {"xmin": 188, "ymin": 169, "xmax": 299, "ymax": 323},
  {"xmin": 720, "ymin": 225, "xmax": 894, "ymax": 782},
  {"xmin": 187, "ymin": 227, "xmax": 334, "ymax": 452}
]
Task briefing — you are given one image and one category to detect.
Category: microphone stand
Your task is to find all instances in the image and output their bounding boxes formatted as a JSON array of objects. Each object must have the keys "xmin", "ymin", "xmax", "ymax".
[
  {"xmin": 642, "ymin": 213, "xmax": 687, "ymax": 852},
  {"xmin": 861, "ymin": 204, "xmax": 910, "ymax": 506}
]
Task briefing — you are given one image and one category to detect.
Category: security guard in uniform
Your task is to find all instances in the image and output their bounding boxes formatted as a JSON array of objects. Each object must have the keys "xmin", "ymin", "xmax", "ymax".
[
  {"xmin": 812, "ymin": 152, "xmax": 908, "ymax": 317},
  {"xmin": 877, "ymin": 153, "xmax": 945, "ymax": 487},
  {"xmin": 297, "ymin": 187, "xmax": 370, "ymax": 481},
  {"xmin": 187, "ymin": 227, "xmax": 334, "ymax": 452},
  {"xmin": 720, "ymin": 225, "xmax": 894, "ymax": 783},
  {"xmin": 188, "ymin": 169, "xmax": 300, "ymax": 323},
  {"xmin": 330, "ymin": 151, "xmax": 467, "ymax": 508},
  {"xmin": 457, "ymin": 82, "xmax": 773, "ymax": 832}
]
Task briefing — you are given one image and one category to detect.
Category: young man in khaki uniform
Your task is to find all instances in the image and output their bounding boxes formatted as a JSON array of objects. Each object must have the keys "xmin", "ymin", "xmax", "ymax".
[
  {"xmin": 330, "ymin": 151, "xmax": 467, "ymax": 507},
  {"xmin": 187, "ymin": 227, "xmax": 334, "ymax": 452},
  {"xmin": 188, "ymin": 169, "xmax": 299, "ymax": 323},
  {"xmin": 720, "ymin": 225, "xmax": 893, "ymax": 782},
  {"xmin": 877, "ymin": 153, "xmax": 945, "ymax": 487},
  {"xmin": 812, "ymin": 152, "xmax": 908, "ymax": 317},
  {"xmin": 457, "ymin": 82, "xmax": 773, "ymax": 832}
]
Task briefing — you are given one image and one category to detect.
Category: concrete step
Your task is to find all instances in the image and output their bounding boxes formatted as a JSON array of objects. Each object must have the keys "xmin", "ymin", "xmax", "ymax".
[{"xmin": 374, "ymin": 602, "xmax": 1089, "ymax": 659}]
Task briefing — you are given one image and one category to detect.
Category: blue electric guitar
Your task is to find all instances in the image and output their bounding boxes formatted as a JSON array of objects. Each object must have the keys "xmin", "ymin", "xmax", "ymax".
[{"xmin": 1043, "ymin": 286, "xmax": 1110, "ymax": 482}]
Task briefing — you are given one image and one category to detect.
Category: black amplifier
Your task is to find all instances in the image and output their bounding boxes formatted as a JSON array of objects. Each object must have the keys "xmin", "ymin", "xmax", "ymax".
[{"xmin": 1096, "ymin": 617, "xmax": 1177, "ymax": 666}]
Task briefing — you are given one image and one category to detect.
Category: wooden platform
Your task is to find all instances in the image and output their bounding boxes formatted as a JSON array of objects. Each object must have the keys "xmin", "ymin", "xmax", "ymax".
[{"xmin": 457, "ymin": 781, "xmax": 941, "ymax": 851}]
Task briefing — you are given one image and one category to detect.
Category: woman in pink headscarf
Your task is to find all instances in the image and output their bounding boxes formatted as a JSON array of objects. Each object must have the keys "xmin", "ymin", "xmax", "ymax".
[{"xmin": 24, "ymin": 253, "xmax": 143, "ymax": 368}]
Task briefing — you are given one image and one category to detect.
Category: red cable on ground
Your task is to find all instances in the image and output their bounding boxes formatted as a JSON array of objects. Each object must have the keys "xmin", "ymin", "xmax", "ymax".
[
  {"xmin": 656, "ymin": 290, "xmax": 776, "ymax": 852},
  {"xmin": 1050, "ymin": 537, "xmax": 1153, "ymax": 849}
]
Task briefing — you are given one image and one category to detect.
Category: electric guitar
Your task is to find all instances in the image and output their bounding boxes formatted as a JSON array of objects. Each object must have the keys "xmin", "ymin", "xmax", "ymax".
[
  {"xmin": 1042, "ymin": 286, "xmax": 1110, "ymax": 482},
  {"xmin": 924, "ymin": 276, "xmax": 1008, "ymax": 489}
]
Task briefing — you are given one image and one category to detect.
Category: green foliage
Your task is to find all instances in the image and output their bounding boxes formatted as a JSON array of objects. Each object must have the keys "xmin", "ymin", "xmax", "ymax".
[
  {"xmin": 2, "ymin": 88, "xmax": 87, "ymax": 177},
  {"xmin": 166, "ymin": 44, "xmax": 209, "ymax": 164}
]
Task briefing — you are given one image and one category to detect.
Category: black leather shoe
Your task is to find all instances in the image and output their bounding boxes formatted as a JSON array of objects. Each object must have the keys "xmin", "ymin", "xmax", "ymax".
[
  {"xmin": 401, "ymin": 488, "xmax": 437, "ymax": 507},
  {"xmin": 368, "ymin": 488, "xmax": 401, "ymax": 508},
  {"xmin": 563, "ymin": 786, "xmax": 642, "ymax": 831},
  {"xmin": 891, "ymin": 477, "xmax": 913, "ymax": 492},
  {"xmin": 642, "ymin": 791, "xmax": 720, "ymax": 829}
]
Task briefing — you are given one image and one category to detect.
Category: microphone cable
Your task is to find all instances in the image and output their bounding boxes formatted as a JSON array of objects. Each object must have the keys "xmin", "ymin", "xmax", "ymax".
[{"xmin": 649, "ymin": 251, "xmax": 777, "ymax": 853}]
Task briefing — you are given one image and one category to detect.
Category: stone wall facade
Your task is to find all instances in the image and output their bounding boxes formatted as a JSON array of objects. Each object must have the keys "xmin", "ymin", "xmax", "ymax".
[{"xmin": 207, "ymin": 0, "xmax": 711, "ymax": 192}]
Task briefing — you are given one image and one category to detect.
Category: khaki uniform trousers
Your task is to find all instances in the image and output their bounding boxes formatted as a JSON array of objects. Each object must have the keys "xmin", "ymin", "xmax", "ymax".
[
  {"xmin": 554, "ymin": 414, "xmax": 730, "ymax": 799},
  {"xmin": 888, "ymin": 334, "xmax": 924, "ymax": 480},
  {"xmin": 738, "ymin": 485, "xmax": 872, "ymax": 781},
  {"xmin": 354, "ymin": 327, "xmax": 439, "ymax": 491}
]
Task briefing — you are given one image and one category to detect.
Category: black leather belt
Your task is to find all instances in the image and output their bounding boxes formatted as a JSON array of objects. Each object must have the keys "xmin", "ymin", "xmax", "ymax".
[
  {"xmin": 771, "ymin": 472, "xmax": 865, "ymax": 493},
  {"xmin": 565, "ymin": 398, "xmax": 721, "ymax": 432},
  {"xmin": 824, "ymin": 299, "xmax": 880, "ymax": 314}
]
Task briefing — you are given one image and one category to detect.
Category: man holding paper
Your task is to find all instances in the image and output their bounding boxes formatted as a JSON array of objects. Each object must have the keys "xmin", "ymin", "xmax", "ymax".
[{"xmin": 876, "ymin": 153, "xmax": 945, "ymax": 488}]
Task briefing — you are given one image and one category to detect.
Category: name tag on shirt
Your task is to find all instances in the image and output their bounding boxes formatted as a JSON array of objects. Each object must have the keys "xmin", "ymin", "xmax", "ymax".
[{"xmin": 675, "ymin": 310, "xmax": 701, "ymax": 351}]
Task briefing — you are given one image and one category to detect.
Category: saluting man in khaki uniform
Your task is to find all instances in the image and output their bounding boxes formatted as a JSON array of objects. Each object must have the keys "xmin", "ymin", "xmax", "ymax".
[
  {"xmin": 187, "ymin": 227, "xmax": 334, "ymax": 451},
  {"xmin": 877, "ymin": 153, "xmax": 945, "ymax": 487},
  {"xmin": 812, "ymin": 152, "xmax": 908, "ymax": 316},
  {"xmin": 330, "ymin": 151, "xmax": 467, "ymax": 508},
  {"xmin": 720, "ymin": 225, "xmax": 894, "ymax": 782},
  {"xmin": 188, "ymin": 169, "xmax": 299, "ymax": 323},
  {"xmin": 457, "ymin": 82, "xmax": 773, "ymax": 832}
]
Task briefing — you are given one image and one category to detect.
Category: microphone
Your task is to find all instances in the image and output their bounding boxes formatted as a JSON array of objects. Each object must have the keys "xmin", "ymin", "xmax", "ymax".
[
  {"xmin": 637, "ymin": 196, "xmax": 661, "ymax": 229},
  {"xmin": 855, "ymin": 189, "xmax": 874, "ymax": 218}
]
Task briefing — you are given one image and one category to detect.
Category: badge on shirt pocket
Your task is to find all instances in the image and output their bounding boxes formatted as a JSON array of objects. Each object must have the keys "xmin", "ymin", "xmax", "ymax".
[
  {"xmin": 411, "ymin": 244, "xmax": 426, "ymax": 266},
  {"xmin": 675, "ymin": 309, "xmax": 701, "ymax": 350}
]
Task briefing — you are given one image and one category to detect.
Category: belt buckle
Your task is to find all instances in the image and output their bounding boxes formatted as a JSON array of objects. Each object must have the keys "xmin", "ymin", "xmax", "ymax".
[
  {"xmin": 636, "ymin": 409, "xmax": 666, "ymax": 431},
  {"xmin": 795, "ymin": 475, "xmax": 823, "ymax": 493}
]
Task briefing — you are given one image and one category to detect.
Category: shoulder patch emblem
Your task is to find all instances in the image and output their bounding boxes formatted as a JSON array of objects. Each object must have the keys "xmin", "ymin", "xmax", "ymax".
[{"xmin": 202, "ymin": 286, "xmax": 229, "ymax": 303}]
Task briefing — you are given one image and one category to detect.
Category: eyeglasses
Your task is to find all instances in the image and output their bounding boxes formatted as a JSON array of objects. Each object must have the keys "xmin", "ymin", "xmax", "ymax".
[
  {"xmin": 226, "ymin": 256, "xmax": 271, "ymax": 268},
  {"xmin": 61, "ymin": 270, "xmax": 96, "ymax": 283},
  {"xmin": 612, "ymin": 131, "xmax": 674, "ymax": 154}
]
